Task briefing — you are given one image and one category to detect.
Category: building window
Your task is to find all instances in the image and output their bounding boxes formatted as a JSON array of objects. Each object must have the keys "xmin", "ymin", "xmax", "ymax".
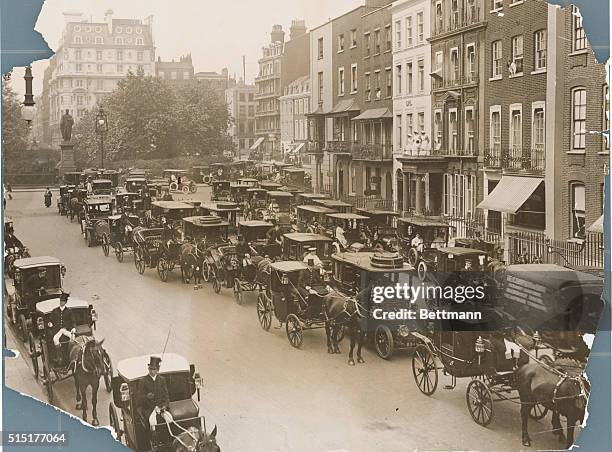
[
  {"xmin": 573, "ymin": 6, "xmax": 586, "ymax": 51},
  {"xmin": 75, "ymin": 63, "xmax": 82, "ymax": 72},
  {"xmin": 318, "ymin": 71, "xmax": 323, "ymax": 103},
  {"xmin": 137, "ymin": 51, "xmax": 143, "ymax": 61},
  {"xmin": 395, "ymin": 65, "xmax": 402, "ymax": 96},
  {"xmin": 492, "ymin": 40, "xmax": 502, "ymax": 78},
  {"xmin": 450, "ymin": 48, "xmax": 459, "ymax": 83},
  {"xmin": 406, "ymin": 16, "xmax": 413, "ymax": 46},
  {"xmin": 317, "ymin": 37, "xmax": 325, "ymax": 59},
  {"xmin": 386, "ymin": 68, "xmax": 392, "ymax": 98},
  {"xmin": 534, "ymin": 30, "xmax": 547, "ymax": 70},
  {"xmin": 115, "ymin": 26, "xmax": 122, "ymax": 33},
  {"xmin": 136, "ymin": 38, "xmax": 144, "ymax": 45},
  {"xmin": 490, "ymin": 107, "xmax": 501, "ymax": 157},
  {"xmin": 395, "ymin": 20, "xmax": 402, "ymax": 50},
  {"xmin": 117, "ymin": 50, "xmax": 123, "ymax": 61},
  {"xmin": 75, "ymin": 49, "xmax": 82, "ymax": 59},
  {"xmin": 465, "ymin": 108, "xmax": 475, "ymax": 154},
  {"xmin": 417, "ymin": 59, "xmax": 424, "ymax": 93},
  {"xmin": 74, "ymin": 36, "xmax": 82, "ymax": 44},
  {"xmin": 451, "ymin": 0, "xmax": 460, "ymax": 28},
  {"xmin": 406, "ymin": 113, "xmax": 414, "ymax": 142},
  {"xmin": 417, "ymin": 112, "xmax": 424, "ymax": 134},
  {"xmin": 350, "ymin": 29, "xmax": 357, "ymax": 48},
  {"xmin": 571, "ymin": 87, "xmax": 587, "ymax": 150},
  {"xmin": 117, "ymin": 64, "xmax": 123, "ymax": 72},
  {"xmin": 466, "ymin": 44, "xmax": 476, "ymax": 82},
  {"xmin": 350, "ymin": 64, "xmax": 357, "ymax": 92},
  {"xmin": 374, "ymin": 71, "xmax": 381, "ymax": 99},
  {"xmin": 434, "ymin": 110, "xmax": 442, "ymax": 148},
  {"xmin": 365, "ymin": 73, "xmax": 371, "ymax": 101},
  {"xmin": 396, "ymin": 115, "xmax": 403, "ymax": 149},
  {"xmin": 532, "ymin": 105, "xmax": 545, "ymax": 149},
  {"xmin": 374, "ymin": 29, "xmax": 381, "ymax": 54},
  {"xmin": 492, "ymin": 0, "xmax": 503, "ymax": 11},
  {"xmin": 406, "ymin": 62, "xmax": 413, "ymax": 95},
  {"xmin": 570, "ymin": 182, "xmax": 586, "ymax": 239},
  {"xmin": 338, "ymin": 67, "xmax": 345, "ymax": 95},
  {"xmin": 96, "ymin": 64, "xmax": 103, "ymax": 73},
  {"xmin": 115, "ymin": 37, "xmax": 123, "ymax": 45},
  {"xmin": 449, "ymin": 109, "xmax": 458, "ymax": 153},
  {"xmin": 511, "ymin": 35, "xmax": 524, "ymax": 75},
  {"xmin": 96, "ymin": 50, "xmax": 103, "ymax": 61},
  {"xmin": 385, "ymin": 25, "xmax": 392, "ymax": 51},
  {"xmin": 95, "ymin": 37, "xmax": 103, "ymax": 44},
  {"xmin": 435, "ymin": 2, "xmax": 443, "ymax": 34},
  {"xmin": 171, "ymin": 71, "xmax": 177, "ymax": 80},
  {"xmin": 603, "ymin": 84, "xmax": 610, "ymax": 151},
  {"xmin": 509, "ymin": 105, "xmax": 522, "ymax": 168},
  {"xmin": 416, "ymin": 12, "xmax": 424, "ymax": 43},
  {"xmin": 337, "ymin": 34, "xmax": 345, "ymax": 52},
  {"xmin": 365, "ymin": 32, "xmax": 371, "ymax": 57}
]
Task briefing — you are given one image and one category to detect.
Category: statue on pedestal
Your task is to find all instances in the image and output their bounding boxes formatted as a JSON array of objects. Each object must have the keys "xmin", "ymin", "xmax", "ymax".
[{"xmin": 60, "ymin": 109, "xmax": 74, "ymax": 142}]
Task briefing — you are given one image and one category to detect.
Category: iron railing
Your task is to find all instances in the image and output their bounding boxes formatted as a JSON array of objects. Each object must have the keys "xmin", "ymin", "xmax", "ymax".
[
  {"xmin": 325, "ymin": 141, "xmax": 393, "ymax": 160},
  {"xmin": 432, "ymin": 6, "xmax": 482, "ymax": 37},
  {"xmin": 484, "ymin": 148, "xmax": 546, "ymax": 172}
]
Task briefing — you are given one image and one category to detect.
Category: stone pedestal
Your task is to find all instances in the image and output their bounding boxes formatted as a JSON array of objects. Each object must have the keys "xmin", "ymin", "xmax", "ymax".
[{"xmin": 58, "ymin": 141, "xmax": 77, "ymax": 177}]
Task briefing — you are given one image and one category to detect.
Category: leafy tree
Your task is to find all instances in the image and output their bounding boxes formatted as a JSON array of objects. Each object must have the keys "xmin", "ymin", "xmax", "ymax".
[{"xmin": 2, "ymin": 73, "xmax": 30, "ymax": 165}]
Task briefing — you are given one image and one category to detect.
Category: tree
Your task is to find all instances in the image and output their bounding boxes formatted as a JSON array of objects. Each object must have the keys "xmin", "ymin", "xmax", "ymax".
[{"xmin": 2, "ymin": 73, "xmax": 30, "ymax": 165}]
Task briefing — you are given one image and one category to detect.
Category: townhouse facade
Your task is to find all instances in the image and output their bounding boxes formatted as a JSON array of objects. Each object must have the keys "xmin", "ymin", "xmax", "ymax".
[
  {"xmin": 279, "ymin": 76, "xmax": 310, "ymax": 163},
  {"xmin": 226, "ymin": 81, "xmax": 257, "ymax": 159}
]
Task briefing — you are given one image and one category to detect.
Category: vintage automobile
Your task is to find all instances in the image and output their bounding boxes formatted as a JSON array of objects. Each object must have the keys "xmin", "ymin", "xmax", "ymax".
[
  {"xmin": 313, "ymin": 198, "xmax": 353, "ymax": 213},
  {"xmin": 109, "ymin": 353, "xmax": 207, "ymax": 452},
  {"xmin": 331, "ymin": 251, "xmax": 416, "ymax": 359},
  {"xmin": 116, "ymin": 191, "xmax": 145, "ymax": 213},
  {"xmin": 264, "ymin": 191, "xmax": 293, "ymax": 230},
  {"xmin": 325, "ymin": 212, "xmax": 370, "ymax": 251},
  {"xmin": 357, "ymin": 208, "xmax": 400, "ymax": 251},
  {"xmin": 281, "ymin": 167, "xmax": 307, "ymax": 189},
  {"xmin": 29, "ymin": 296, "xmax": 112, "ymax": 403},
  {"xmin": 210, "ymin": 162, "xmax": 229, "ymax": 181},
  {"xmin": 211, "ymin": 180, "xmax": 231, "ymax": 202},
  {"xmin": 397, "ymin": 216, "xmax": 452, "ymax": 267},
  {"xmin": 57, "ymin": 185, "xmax": 76, "ymax": 215},
  {"xmin": 282, "ymin": 232, "xmax": 334, "ymax": 269},
  {"xmin": 151, "ymin": 201, "xmax": 195, "ymax": 224},
  {"xmin": 192, "ymin": 165, "xmax": 210, "ymax": 184},
  {"xmin": 296, "ymin": 205, "xmax": 336, "ymax": 233},
  {"xmin": 91, "ymin": 179, "xmax": 114, "ymax": 196},
  {"xmin": 124, "ymin": 177, "xmax": 148, "ymax": 194},
  {"xmin": 259, "ymin": 181, "xmax": 283, "ymax": 192},
  {"xmin": 101, "ymin": 214, "xmax": 140, "ymax": 262},
  {"xmin": 81, "ymin": 196, "xmax": 113, "ymax": 247},
  {"xmin": 63, "ymin": 171, "xmax": 83, "ymax": 187},
  {"xmin": 100, "ymin": 169, "xmax": 120, "ymax": 187},
  {"xmin": 295, "ymin": 192, "xmax": 328, "ymax": 206},
  {"xmin": 5, "ymin": 256, "xmax": 66, "ymax": 342},
  {"xmin": 163, "ymin": 169, "xmax": 197, "ymax": 194}
]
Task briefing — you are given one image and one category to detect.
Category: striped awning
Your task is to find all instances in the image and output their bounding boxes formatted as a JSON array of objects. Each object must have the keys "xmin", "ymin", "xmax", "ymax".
[
  {"xmin": 249, "ymin": 137, "xmax": 265, "ymax": 151},
  {"xmin": 351, "ymin": 108, "xmax": 393, "ymax": 121},
  {"xmin": 477, "ymin": 176, "xmax": 543, "ymax": 213},
  {"xmin": 587, "ymin": 215, "xmax": 604, "ymax": 233}
]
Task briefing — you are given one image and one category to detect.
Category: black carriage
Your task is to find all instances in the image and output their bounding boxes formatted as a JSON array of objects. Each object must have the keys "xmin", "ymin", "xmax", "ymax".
[
  {"xmin": 418, "ymin": 246, "xmax": 489, "ymax": 284},
  {"xmin": 263, "ymin": 191, "xmax": 293, "ymax": 230},
  {"xmin": 151, "ymin": 201, "xmax": 195, "ymax": 225},
  {"xmin": 192, "ymin": 165, "xmax": 210, "ymax": 184},
  {"xmin": 57, "ymin": 185, "xmax": 76, "ymax": 215},
  {"xmin": 259, "ymin": 181, "xmax": 282, "ymax": 192},
  {"xmin": 4, "ymin": 256, "xmax": 66, "ymax": 342},
  {"xmin": 281, "ymin": 167, "xmax": 308, "ymax": 190},
  {"xmin": 115, "ymin": 191, "xmax": 144, "ymax": 214},
  {"xmin": 313, "ymin": 199, "xmax": 353, "ymax": 213},
  {"xmin": 204, "ymin": 243, "xmax": 238, "ymax": 294},
  {"xmin": 331, "ymin": 251, "xmax": 416, "ymax": 359},
  {"xmin": 211, "ymin": 180, "xmax": 231, "ymax": 202},
  {"xmin": 397, "ymin": 216, "xmax": 452, "ymax": 267},
  {"xmin": 325, "ymin": 212, "xmax": 370, "ymax": 251},
  {"xmin": 91, "ymin": 179, "xmax": 113, "ymax": 196},
  {"xmin": 282, "ymin": 233, "xmax": 334, "ymax": 269},
  {"xmin": 237, "ymin": 220, "xmax": 275, "ymax": 257},
  {"xmin": 236, "ymin": 177, "xmax": 259, "ymax": 188},
  {"xmin": 132, "ymin": 227, "xmax": 164, "ymax": 275},
  {"xmin": 29, "ymin": 296, "xmax": 112, "ymax": 403},
  {"xmin": 357, "ymin": 208, "xmax": 400, "ymax": 251},
  {"xmin": 63, "ymin": 171, "xmax": 83, "ymax": 187},
  {"xmin": 81, "ymin": 196, "xmax": 113, "ymax": 247},
  {"xmin": 109, "ymin": 353, "xmax": 205, "ymax": 452},
  {"xmin": 156, "ymin": 231, "xmax": 185, "ymax": 283},
  {"xmin": 210, "ymin": 162, "xmax": 229, "ymax": 181},
  {"xmin": 229, "ymin": 183, "xmax": 249, "ymax": 204},
  {"xmin": 295, "ymin": 192, "xmax": 328, "ymax": 206},
  {"xmin": 295, "ymin": 205, "xmax": 336, "ymax": 233},
  {"xmin": 101, "ymin": 214, "xmax": 140, "ymax": 262},
  {"xmin": 125, "ymin": 176, "xmax": 148, "ymax": 194},
  {"xmin": 201, "ymin": 202, "xmax": 240, "ymax": 231},
  {"xmin": 244, "ymin": 188, "xmax": 268, "ymax": 219},
  {"xmin": 4, "ymin": 217, "xmax": 30, "ymax": 277}
]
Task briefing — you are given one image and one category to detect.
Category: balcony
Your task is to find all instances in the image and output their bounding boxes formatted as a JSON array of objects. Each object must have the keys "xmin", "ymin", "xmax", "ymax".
[
  {"xmin": 432, "ymin": 6, "xmax": 485, "ymax": 39},
  {"xmin": 254, "ymin": 72, "xmax": 280, "ymax": 83},
  {"xmin": 484, "ymin": 147, "xmax": 545, "ymax": 172},
  {"xmin": 325, "ymin": 141, "xmax": 392, "ymax": 160},
  {"xmin": 306, "ymin": 141, "xmax": 325, "ymax": 154},
  {"xmin": 432, "ymin": 73, "xmax": 478, "ymax": 90},
  {"xmin": 432, "ymin": 146, "xmax": 477, "ymax": 157}
]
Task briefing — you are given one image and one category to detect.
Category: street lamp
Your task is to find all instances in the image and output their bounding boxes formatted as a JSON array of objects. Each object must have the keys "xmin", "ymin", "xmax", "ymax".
[
  {"xmin": 21, "ymin": 66, "xmax": 36, "ymax": 123},
  {"xmin": 95, "ymin": 106, "xmax": 108, "ymax": 169}
]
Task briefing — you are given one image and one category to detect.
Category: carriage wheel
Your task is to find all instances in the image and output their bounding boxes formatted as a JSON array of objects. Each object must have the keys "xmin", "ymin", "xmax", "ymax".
[
  {"xmin": 286, "ymin": 314, "xmax": 303, "ymax": 349},
  {"xmin": 182, "ymin": 185, "xmax": 190, "ymax": 194},
  {"xmin": 109, "ymin": 403, "xmax": 123, "ymax": 443},
  {"xmin": 212, "ymin": 274, "xmax": 221, "ymax": 294},
  {"xmin": 408, "ymin": 248, "xmax": 420, "ymax": 266},
  {"xmin": 233, "ymin": 278, "xmax": 243, "ymax": 305},
  {"xmin": 101, "ymin": 234, "xmax": 110, "ymax": 256},
  {"xmin": 189, "ymin": 184, "xmax": 197, "ymax": 194},
  {"xmin": 169, "ymin": 182, "xmax": 178, "ymax": 191},
  {"xmin": 202, "ymin": 263, "xmax": 211, "ymax": 282},
  {"xmin": 157, "ymin": 258, "xmax": 169, "ymax": 282},
  {"xmin": 115, "ymin": 243, "xmax": 124, "ymax": 263},
  {"xmin": 87, "ymin": 231, "xmax": 95, "ymax": 247},
  {"xmin": 103, "ymin": 351, "xmax": 113, "ymax": 393},
  {"xmin": 417, "ymin": 261, "xmax": 428, "ymax": 282},
  {"xmin": 18, "ymin": 314, "xmax": 28, "ymax": 342},
  {"xmin": 466, "ymin": 379, "xmax": 494, "ymax": 426},
  {"xmin": 257, "ymin": 293, "xmax": 272, "ymax": 331},
  {"xmin": 530, "ymin": 403, "xmax": 549, "ymax": 420},
  {"xmin": 28, "ymin": 332, "xmax": 39, "ymax": 379},
  {"xmin": 135, "ymin": 249, "xmax": 146, "ymax": 275},
  {"xmin": 412, "ymin": 345, "xmax": 438, "ymax": 396},
  {"xmin": 374, "ymin": 325, "xmax": 394, "ymax": 360}
]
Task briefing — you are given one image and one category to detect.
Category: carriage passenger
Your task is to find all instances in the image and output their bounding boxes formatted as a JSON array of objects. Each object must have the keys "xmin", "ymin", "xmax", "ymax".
[
  {"xmin": 411, "ymin": 233, "xmax": 424, "ymax": 252},
  {"xmin": 266, "ymin": 224, "xmax": 283, "ymax": 246},
  {"xmin": 26, "ymin": 268, "xmax": 48, "ymax": 298},
  {"xmin": 302, "ymin": 247, "xmax": 322, "ymax": 268},
  {"xmin": 335, "ymin": 222, "xmax": 348, "ymax": 249},
  {"xmin": 293, "ymin": 259, "xmax": 330, "ymax": 315},
  {"xmin": 137, "ymin": 356, "xmax": 174, "ymax": 432}
]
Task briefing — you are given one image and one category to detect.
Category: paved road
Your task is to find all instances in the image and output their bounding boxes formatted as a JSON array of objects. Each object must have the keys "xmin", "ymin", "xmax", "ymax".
[{"xmin": 4, "ymin": 189, "xmax": 563, "ymax": 452}]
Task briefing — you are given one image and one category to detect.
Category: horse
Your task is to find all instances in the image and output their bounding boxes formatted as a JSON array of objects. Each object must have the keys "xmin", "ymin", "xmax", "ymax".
[
  {"xmin": 323, "ymin": 291, "xmax": 366, "ymax": 366},
  {"xmin": 171, "ymin": 425, "xmax": 220, "ymax": 452},
  {"xmin": 70, "ymin": 336, "xmax": 107, "ymax": 425},
  {"xmin": 69, "ymin": 197, "xmax": 80, "ymax": 222},
  {"xmin": 179, "ymin": 242, "xmax": 202, "ymax": 285},
  {"xmin": 513, "ymin": 342, "xmax": 589, "ymax": 448}
]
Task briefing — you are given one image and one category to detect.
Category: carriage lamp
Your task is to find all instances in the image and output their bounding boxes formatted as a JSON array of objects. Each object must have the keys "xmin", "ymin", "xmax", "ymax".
[
  {"xmin": 193, "ymin": 372, "xmax": 203, "ymax": 388},
  {"xmin": 475, "ymin": 336, "xmax": 485, "ymax": 366},
  {"xmin": 120, "ymin": 383, "xmax": 130, "ymax": 402},
  {"xmin": 61, "ymin": 265, "xmax": 67, "ymax": 277},
  {"xmin": 478, "ymin": 255, "xmax": 485, "ymax": 266},
  {"xmin": 323, "ymin": 271, "xmax": 331, "ymax": 282},
  {"xmin": 281, "ymin": 273, "xmax": 289, "ymax": 285},
  {"xmin": 37, "ymin": 317, "xmax": 44, "ymax": 330},
  {"xmin": 91, "ymin": 309, "xmax": 98, "ymax": 322}
]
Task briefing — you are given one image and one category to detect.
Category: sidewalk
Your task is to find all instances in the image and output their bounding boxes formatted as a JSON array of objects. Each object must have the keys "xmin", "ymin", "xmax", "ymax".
[{"xmin": 4, "ymin": 326, "xmax": 46, "ymax": 401}]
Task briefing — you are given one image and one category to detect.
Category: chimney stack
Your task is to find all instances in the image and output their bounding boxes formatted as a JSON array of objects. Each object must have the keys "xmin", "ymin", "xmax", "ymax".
[
  {"xmin": 270, "ymin": 24, "xmax": 285, "ymax": 44},
  {"xmin": 289, "ymin": 19, "xmax": 307, "ymax": 40}
]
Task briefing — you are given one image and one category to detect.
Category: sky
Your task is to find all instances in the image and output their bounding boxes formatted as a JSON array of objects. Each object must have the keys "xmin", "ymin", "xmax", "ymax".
[{"xmin": 11, "ymin": 0, "xmax": 363, "ymax": 96}]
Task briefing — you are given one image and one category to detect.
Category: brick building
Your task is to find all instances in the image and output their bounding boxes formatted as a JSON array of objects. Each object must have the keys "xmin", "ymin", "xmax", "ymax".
[
  {"xmin": 279, "ymin": 76, "xmax": 310, "ymax": 163},
  {"xmin": 226, "ymin": 80, "xmax": 257, "ymax": 159},
  {"xmin": 155, "ymin": 54, "xmax": 194, "ymax": 81}
]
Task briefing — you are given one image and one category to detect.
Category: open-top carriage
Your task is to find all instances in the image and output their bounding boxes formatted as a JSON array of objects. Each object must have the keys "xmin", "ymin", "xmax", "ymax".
[
  {"xmin": 29, "ymin": 296, "xmax": 112, "ymax": 404},
  {"xmin": 133, "ymin": 227, "xmax": 164, "ymax": 276},
  {"xmin": 163, "ymin": 169, "xmax": 198, "ymax": 194},
  {"xmin": 101, "ymin": 214, "xmax": 141, "ymax": 262},
  {"xmin": 331, "ymin": 251, "xmax": 416, "ymax": 359},
  {"xmin": 109, "ymin": 353, "xmax": 210, "ymax": 452},
  {"xmin": 81, "ymin": 196, "xmax": 114, "ymax": 247},
  {"xmin": 5, "ymin": 256, "xmax": 66, "ymax": 342}
]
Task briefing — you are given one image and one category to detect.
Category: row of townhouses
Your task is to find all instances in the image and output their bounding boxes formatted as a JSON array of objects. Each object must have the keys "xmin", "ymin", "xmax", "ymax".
[{"xmin": 253, "ymin": 0, "xmax": 607, "ymax": 261}]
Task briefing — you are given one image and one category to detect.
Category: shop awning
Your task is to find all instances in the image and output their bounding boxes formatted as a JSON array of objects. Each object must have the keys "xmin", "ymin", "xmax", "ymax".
[
  {"xmin": 293, "ymin": 142, "xmax": 305, "ymax": 153},
  {"xmin": 329, "ymin": 98, "xmax": 360, "ymax": 115},
  {"xmin": 307, "ymin": 104, "xmax": 328, "ymax": 116},
  {"xmin": 351, "ymin": 108, "xmax": 393, "ymax": 121},
  {"xmin": 477, "ymin": 176, "xmax": 543, "ymax": 213},
  {"xmin": 249, "ymin": 137, "xmax": 265, "ymax": 151},
  {"xmin": 587, "ymin": 215, "xmax": 604, "ymax": 233}
]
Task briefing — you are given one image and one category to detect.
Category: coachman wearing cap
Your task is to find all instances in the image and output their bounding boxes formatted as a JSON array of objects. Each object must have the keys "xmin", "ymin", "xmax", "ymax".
[
  {"xmin": 49, "ymin": 293, "xmax": 76, "ymax": 365},
  {"xmin": 137, "ymin": 356, "xmax": 174, "ymax": 431}
]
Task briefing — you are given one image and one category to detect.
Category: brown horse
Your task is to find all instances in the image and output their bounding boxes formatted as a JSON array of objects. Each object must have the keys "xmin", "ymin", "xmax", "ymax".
[
  {"xmin": 171, "ymin": 425, "xmax": 220, "ymax": 452},
  {"xmin": 179, "ymin": 242, "xmax": 202, "ymax": 285},
  {"xmin": 515, "ymin": 348, "xmax": 589, "ymax": 448},
  {"xmin": 71, "ymin": 336, "xmax": 107, "ymax": 425},
  {"xmin": 324, "ymin": 292, "xmax": 366, "ymax": 366}
]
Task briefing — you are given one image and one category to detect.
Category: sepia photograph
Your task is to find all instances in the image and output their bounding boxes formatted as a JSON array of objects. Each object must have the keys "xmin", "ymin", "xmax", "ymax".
[{"xmin": 1, "ymin": 0, "xmax": 609, "ymax": 451}]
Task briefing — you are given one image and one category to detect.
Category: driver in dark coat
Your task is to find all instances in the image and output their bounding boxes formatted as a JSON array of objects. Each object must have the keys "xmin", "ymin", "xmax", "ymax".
[{"xmin": 137, "ymin": 356, "xmax": 173, "ymax": 431}]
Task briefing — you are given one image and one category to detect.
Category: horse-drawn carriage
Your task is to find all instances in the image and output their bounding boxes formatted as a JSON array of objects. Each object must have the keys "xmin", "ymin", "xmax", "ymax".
[
  {"xmin": 91, "ymin": 179, "xmax": 114, "ymax": 196},
  {"xmin": 125, "ymin": 176, "xmax": 148, "ymax": 194},
  {"xmin": 5, "ymin": 256, "xmax": 66, "ymax": 342},
  {"xmin": 68, "ymin": 188, "xmax": 88, "ymax": 222},
  {"xmin": 211, "ymin": 180, "xmax": 231, "ymax": 202},
  {"xmin": 101, "ymin": 214, "xmax": 140, "ymax": 262},
  {"xmin": 313, "ymin": 199, "xmax": 353, "ymax": 213},
  {"xmin": 29, "ymin": 296, "xmax": 112, "ymax": 409},
  {"xmin": 115, "ymin": 191, "xmax": 144, "ymax": 214},
  {"xmin": 295, "ymin": 205, "xmax": 336, "ymax": 233},
  {"xmin": 244, "ymin": 188, "xmax": 268, "ymax": 220},
  {"xmin": 294, "ymin": 192, "xmax": 328, "ymax": 206},
  {"xmin": 281, "ymin": 167, "xmax": 306, "ymax": 188},
  {"xmin": 109, "ymin": 353, "xmax": 213, "ymax": 452},
  {"xmin": 397, "ymin": 216, "xmax": 452, "ymax": 267},
  {"xmin": 57, "ymin": 185, "xmax": 76, "ymax": 215},
  {"xmin": 258, "ymin": 181, "xmax": 282, "ymax": 192},
  {"xmin": 81, "ymin": 196, "xmax": 113, "ymax": 247},
  {"xmin": 237, "ymin": 220, "xmax": 275, "ymax": 257},
  {"xmin": 229, "ymin": 183, "xmax": 249, "ymax": 204},
  {"xmin": 325, "ymin": 212, "xmax": 370, "ymax": 252},
  {"xmin": 282, "ymin": 233, "xmax": 334, "ymax": 269},
  {"xmin": 331, "ymin": 251, "xmax": 416, "ymax": 359},
  {"xmin": 151, "ymin": 201, "xmax": 196, "ymax": 225},
  {"xmin": 192, "ymin": 165, "xmax": 210, "ymax": 184},
  {"xmin": 356, "ymin": 208, "xmax": 400, "ymax": 251},
  {"xmin": 201, "ymin": 202, "xmax": 240, "ymax": 232},
  {"xmin": 4, "ymin": 218, "xmax": 30, "ymax": 278},
  {"xmin": 133, "ymin": 227, "xmax": 164, "ymax": 276},
  {"xmin": 263, "ymin": 191, "xmax": 293, "ymax": 230}
]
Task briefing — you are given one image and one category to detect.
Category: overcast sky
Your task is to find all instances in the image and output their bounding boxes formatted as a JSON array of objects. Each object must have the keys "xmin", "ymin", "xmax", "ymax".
[{"xmin": 11, "ymin": 0, "xmax": 362, "ymax": 96}]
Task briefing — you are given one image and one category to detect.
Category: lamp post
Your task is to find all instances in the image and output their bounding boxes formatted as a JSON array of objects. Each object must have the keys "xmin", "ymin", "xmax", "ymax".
[
  {"xmin": 21, "ymin": 66, "xmax": 36, "ymax": 127},
  {"xmin": 95, "ymin": 106, "xmax": 108, "ymax": 169}
]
